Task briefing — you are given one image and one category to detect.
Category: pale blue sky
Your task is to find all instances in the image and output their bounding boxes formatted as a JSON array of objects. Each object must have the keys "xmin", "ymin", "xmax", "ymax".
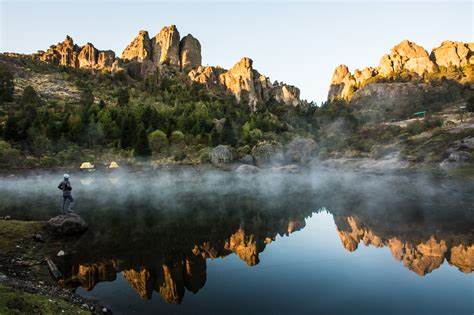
[{"xmin": 1, "ymin": 1, "xmax": 472, "ymax": 103}]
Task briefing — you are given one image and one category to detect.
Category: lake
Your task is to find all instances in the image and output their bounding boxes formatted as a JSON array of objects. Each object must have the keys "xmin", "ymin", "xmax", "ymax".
[{"xmin": 0, "ymin": 167, "xmax": 472, "ymax": 314}]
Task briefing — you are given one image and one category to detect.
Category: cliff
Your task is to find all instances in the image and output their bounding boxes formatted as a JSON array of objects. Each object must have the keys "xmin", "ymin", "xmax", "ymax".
[
  {"xmin": 33, "ymin": 25, "xmax": 300, "ymax": 110},
  {"xmin": 328, "ymin": 40, "xmax": 473, "ymax": 101}
]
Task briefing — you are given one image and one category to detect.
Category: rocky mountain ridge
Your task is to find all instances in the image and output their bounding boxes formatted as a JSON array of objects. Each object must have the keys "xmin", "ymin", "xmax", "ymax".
[
  {"xmin": 328, "ymin": 40, "xmax": 474, "ymax": 101},
  {"xmin": 33, "ymin": 25, "xmax": 300, "ymax": 110}
]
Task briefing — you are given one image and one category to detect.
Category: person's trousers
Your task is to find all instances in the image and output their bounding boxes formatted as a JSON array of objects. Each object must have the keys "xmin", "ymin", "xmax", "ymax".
[{"xmin": 62, "ymin": 195, "xmax": 74, "ymax": 213}]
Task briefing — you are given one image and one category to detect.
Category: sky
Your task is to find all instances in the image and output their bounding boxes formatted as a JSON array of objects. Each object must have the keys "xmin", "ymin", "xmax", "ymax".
[{"xmin": 1, "ymin": 1, "xmax": 472, "ymax": 103}]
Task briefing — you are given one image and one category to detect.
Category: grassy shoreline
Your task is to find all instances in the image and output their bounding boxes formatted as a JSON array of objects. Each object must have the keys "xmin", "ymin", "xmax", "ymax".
[{"xmin": 0, "ymin": 220, "xmax": 104, "ymax": 314}]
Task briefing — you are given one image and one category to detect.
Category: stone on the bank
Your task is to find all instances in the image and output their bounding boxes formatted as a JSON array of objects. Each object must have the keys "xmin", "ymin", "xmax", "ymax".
[
  {"xmin": 270, "ymin": 164, "xmax": 301, "ymax": 174},
  {"xmin": 236, "ymin": 164, "xmax": 260, "ymax": 174},
  {"xmin": 210, "ymin": 145, "xmax": 233, "ymax": 165},
  {"xmin": 47, "ymin": 213, "xmax": 88, "ymax": 236}
]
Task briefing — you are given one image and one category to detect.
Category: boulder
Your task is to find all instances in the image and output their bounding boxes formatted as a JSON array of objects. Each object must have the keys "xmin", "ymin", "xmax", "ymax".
[
  {"xmin": 209, "ymin": 145, "xmax": 233, "ymax": 165},
  {"xmin": 240, "ymin": 154, "xmax": 254, "ymax": 165},
  {"xmin": 179, "ymin": 34, "xmax": 202, "ymax": 72},
  {"xmin": 448, "ymin": 151, "xmax": 470, "ymax": 162},
  {"xmin": 47, "ymin": 213, "xmax": 88, "ymax": 236},
  {"xmin": 285, "ymin": 137, "xmax": 316, "ymax": 163},
  {"xmin": 235, "ymin": 164, "xmax": 260, "ymax": 174},
  {"xmin": 251, "ymin": 141, "xmax": 283, "ymax": 166}
]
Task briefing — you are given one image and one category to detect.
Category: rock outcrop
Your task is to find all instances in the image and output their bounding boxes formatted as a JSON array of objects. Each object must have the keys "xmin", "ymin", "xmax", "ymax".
[
  {"xmin": 38, "ymin": 36, "xmax": 115, "ymax": 71},
  {"xmin": 34, "ymin": 25, "xmax": 300, "ymax": 109},
  {"xmin": 179, "ymin": 34, "xmax": 202, "ymax": 72},
  {"xmin": 378, "ymin": 40, "xmax": 436, "ymax": 76},
  {"xmin": 431, "ymin": 41, "xmax": 473, "ymax": 68},
  {"xmin": 328, "ymin": 39, "xmax": 473, "ymax": 101},
  {"xmin": 152, "ymin": 25, "xmax": 181, "ymax": 67},
  {"xmin": 189, "ymin": 57, "xmax": 300, "ymax": 110},
  {"xmin": 121, "ymin": 30, "xmax": 152, "ymax": 62}
]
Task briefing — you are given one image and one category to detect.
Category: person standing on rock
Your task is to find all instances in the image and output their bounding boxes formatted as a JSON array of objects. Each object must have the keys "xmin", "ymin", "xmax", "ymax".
[{"xmin": 58, "ymin": 174, "xmax": 74, "ymax": 213}]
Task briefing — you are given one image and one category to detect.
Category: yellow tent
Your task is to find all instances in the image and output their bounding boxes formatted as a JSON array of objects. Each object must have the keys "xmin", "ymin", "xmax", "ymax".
[
  {"xmin": 80, "ymin": 162, "xmax": 94, "ymax": 169},
  {"xmin": 108, "ymin": 161, "xmax": 119, "ymax": 169}
]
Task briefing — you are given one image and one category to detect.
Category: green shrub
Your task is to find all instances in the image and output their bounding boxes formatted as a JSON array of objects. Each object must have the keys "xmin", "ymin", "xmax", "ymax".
[
  {"xmin": 148, "ymin": 129, "xmax": 168, "ymax": 154},
  {"xmin": 170, "ymin": 130, "xmax": 185, "ymax": 144},
  {"xmin": 0, "ymin": 141, "xmax": 20, "ymax": 168},
  {"xmin": 406, "ymin": 120, "xmax": 425, "ymax": 135}
]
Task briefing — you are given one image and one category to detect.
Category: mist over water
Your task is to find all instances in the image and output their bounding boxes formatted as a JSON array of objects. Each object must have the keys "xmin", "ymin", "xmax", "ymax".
[{"xmin": 0, "ymin": 167, "xmax": 472, "ymax": 314}]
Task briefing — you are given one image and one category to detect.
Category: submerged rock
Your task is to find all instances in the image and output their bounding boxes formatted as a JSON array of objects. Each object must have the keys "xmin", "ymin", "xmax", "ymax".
[{"xmin": 47, "ymin": 213, "xmax": 88, "ymax": 236}]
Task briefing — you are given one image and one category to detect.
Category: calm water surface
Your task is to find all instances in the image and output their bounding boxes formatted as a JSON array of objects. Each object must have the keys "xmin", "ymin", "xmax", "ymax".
[{"xmin": 0, "ymin": 168, "xmax": 473, "ymax": 314}]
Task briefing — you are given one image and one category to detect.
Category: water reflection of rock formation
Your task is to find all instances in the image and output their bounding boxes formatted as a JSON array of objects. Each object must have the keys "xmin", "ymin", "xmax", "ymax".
[
  {"xmin": 334, "ymin": 215, "xmax": 474, "ymax": 275},
  {"xmin": 61, "ymin": 217, "xmax": 307, "ymax": 304}
]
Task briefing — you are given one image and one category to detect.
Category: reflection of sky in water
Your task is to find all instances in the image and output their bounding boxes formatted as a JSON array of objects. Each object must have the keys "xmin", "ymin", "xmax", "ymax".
[
  {"xmin": 0, "ymin": 169, "xmax": 473, "ymax": 314},
  {"xmin": 78, "ymin": 212, "xmax": 473, "ymax": 315}
]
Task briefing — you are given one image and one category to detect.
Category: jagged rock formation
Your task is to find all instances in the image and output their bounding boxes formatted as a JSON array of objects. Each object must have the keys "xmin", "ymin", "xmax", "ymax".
[
  {"xmin": 431, "ymin": 41, "xmax": 474, "ymax": 68},
  {"xmin": 38, "ymin": 36, "xmax": 115, "ymax": 70},
  {"xmin": 179, "ymin": 34, "xmax": 202, "ymax": 72},
  {"xmin": 121, "ymin": 30, "xmax": 152, "ymax": 62},
  {"xmin": 151, "ymin": 25, "xmax": 181, "ymax": 67},
  {"xmin": 189, "ymin": 57, "xmax": 300, "ymax": 110},
  {"xmin": 379, "ymin": 40, "xmax": 436, "ymax": 76},
  {"xmin": 33, "ymin": 25, "xmax": 300, "ymax": 109},
  {"xmin": 328, "ymin": 39, "xmax": 473, "ymax": 101}
]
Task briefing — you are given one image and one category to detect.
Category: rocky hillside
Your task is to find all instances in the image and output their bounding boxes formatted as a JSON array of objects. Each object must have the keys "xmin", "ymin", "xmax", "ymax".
[
  {"xmin": 328, "ymin": 40, "xmax": 473, "ymax": 101},
  {"xmin": 34, "ymin": 25, "xmax": 300, "ymax": 111}
]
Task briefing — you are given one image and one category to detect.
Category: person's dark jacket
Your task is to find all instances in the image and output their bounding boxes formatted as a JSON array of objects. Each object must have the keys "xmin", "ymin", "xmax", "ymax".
[{"xmin": 58, "ymin": 180, "xmax": 72, "ymax": 196}]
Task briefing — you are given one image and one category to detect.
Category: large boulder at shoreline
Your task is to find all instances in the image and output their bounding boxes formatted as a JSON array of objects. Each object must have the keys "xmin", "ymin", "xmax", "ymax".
[
  {"xmin": 251, "ymin": 141, "xmax": 284, "ymax": 166},
  {"xmin": 47, "ymin": 213, "xmax": 88, "ymax": 236},
  {"xmin": 285, "ymin": 137, "xmax": 316, "ymax": 164},
  {"xmin": 210, "ymin": 145, "xmax": 234, "ymax": 165}
]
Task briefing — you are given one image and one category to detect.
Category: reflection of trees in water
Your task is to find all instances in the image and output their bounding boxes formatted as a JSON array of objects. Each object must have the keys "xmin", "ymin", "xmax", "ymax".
[{"xmin": 55, "ymin": 192, "xmax": 473, "ymax": 304}]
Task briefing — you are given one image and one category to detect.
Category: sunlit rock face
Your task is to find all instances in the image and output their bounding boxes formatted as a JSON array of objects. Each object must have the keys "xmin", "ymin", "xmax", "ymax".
[
  {"xmin": 151, "ymin": 25, "xmax": 181, "ymax": 67},
  {"xmin": 179, "ymin": 34, "xmax": 202, "ymax": 72},
  {"xmin": 34, "ymin": 25, "xmax": 299, "ymax": 109},
  {"xmin": 121, "ymin": 30, "xmax": 153, "ymax": 62},
  {"xmin": 327, "ymin": 39, "xmax": 473, "ymax": 101},
  {"xmin": 38, "ymin": 35, "xmax": 79, "ymax": 67},
  {"xmin": 378, "ymin": 40, "xmax": 436, "ymax": 76},
  {"xmin": 188, "ymin": 57, "xmax": 301, "ymax": 110},
  {"xmin": 38, "ymin": 36, "xmax": 116, "ymax": 71},
  {"xmin": 431, "ymin": 41, "xmax": 473, "ymax": 68}
]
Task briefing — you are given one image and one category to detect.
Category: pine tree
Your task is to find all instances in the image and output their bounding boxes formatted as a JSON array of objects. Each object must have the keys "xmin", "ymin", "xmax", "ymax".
[
  {"xmin": 133, "ymin": 124, "xmax": 151, "ymax": 157},
  {"xmin": 0, "ymin": 65, "xmax": 14, "ymax": 103}
]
